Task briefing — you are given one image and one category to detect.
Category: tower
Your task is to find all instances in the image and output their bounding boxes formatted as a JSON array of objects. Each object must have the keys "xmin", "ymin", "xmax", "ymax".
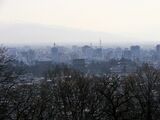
[
  {"xmin": 130, "ymin": 45, "xmax": 141, "ymax": 61},
  {"xmin": 99, "ymin": 38, "xmax": 102, "ymax": 48},
  {"xmin": 54, "ymin": 42, "xmax": 56, "ymax": 47},
  {"xmin": 51, "ymin": 42, "xmax": 59, "ymax": 63}
]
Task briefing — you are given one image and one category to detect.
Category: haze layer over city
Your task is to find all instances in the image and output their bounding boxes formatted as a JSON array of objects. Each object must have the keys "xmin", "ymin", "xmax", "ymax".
[
  {"xmin": 0, "ymin": 0, "xmax": 160, "ymax": 47},
  {"xmin": 1, "ymin": 1, "xmax": 160, "ymax": 120}
]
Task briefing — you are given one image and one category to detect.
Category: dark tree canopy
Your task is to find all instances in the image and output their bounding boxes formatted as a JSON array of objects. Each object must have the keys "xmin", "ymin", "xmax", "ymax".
[{"xmin": 1, "ymin": 48, "xmax": 160, "ymax": 120}]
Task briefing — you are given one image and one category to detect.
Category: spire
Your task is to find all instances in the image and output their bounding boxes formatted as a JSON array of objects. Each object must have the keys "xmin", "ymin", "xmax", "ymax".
[
  {"xmin": 54, "ymin": 42, "xmax": 56, "ymax": 47},
  {"xmin": 99, "ymin": 37, "xmax": 102, "ymax": 48}
]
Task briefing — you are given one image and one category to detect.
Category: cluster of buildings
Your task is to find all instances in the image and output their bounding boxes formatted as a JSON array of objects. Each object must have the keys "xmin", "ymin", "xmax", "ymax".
[{"xmin": 6, "ymin": 43, "xmax": 160, "ymax": 73}]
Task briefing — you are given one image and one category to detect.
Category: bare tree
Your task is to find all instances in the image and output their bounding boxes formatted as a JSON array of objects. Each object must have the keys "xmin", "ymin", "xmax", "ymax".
[
  {"xmin": 96, "ymin": 75, "xmax": 133, "ymax": 120},
  {"xmin": 0, "ymin": 47, "xmax": 18, "ymax": 119},
  {"xmin": 44, "ymin": 69, "xmax": 103, "ymax": 120},
  {"xmin": 127, "ymin": 64, "xmax": 160, "ymax": 120}
]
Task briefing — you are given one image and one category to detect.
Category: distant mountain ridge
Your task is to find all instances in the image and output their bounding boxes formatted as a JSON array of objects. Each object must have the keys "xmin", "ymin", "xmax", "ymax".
[{"xmin": 0, "ymin": 23, "xmax": 135, "ymax": 47}]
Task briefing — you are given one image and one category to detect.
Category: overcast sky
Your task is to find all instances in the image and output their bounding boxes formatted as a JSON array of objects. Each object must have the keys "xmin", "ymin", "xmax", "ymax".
[{"xmin": 0, "ymin": 0, "xmax": 160, "ymax": 45}]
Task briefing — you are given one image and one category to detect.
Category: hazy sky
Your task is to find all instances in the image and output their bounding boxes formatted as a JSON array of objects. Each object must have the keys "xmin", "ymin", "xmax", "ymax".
[{"xmin": 0, "ymin": 0, "xmax": 160, "ymax": 45}]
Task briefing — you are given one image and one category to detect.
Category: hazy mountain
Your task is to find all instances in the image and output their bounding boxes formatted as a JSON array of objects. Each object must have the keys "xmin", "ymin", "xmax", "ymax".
[{"xmin": 0, "ymin": 23, "xmax": 140, "ymax": 47}]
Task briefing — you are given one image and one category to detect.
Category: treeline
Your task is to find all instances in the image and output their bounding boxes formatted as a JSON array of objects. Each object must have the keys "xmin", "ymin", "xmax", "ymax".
[{"xmin": 1, "ymin": 48, "xmax": 160, "ymax": 120}]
